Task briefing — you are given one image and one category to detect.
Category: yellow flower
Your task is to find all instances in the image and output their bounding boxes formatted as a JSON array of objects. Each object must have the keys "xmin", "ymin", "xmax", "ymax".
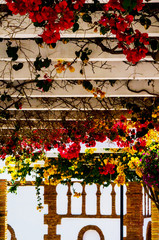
[
  {"xmin": 38, "ymin": 43, "xmax": 43, "ymax": 48},
  {"xmin": 44, "ymin": 179, "xmax": 50, "ymax": 185},
  {"xmin": 73, "ymin": 192, "xmax": 81, "ymax": 198},
  {"xmin": 136, "ymin": 167, "xmax": 142, "ymax": 178},
  {"xmin": 43, "ymin": 170, "xmax": 49, "ymax": 179},
  {"xmin": 11, "ymin": 173, "xmax": 18, "ymax": 180},
  {"xmin": 20, "ymin": 178, "xmax": 26, "ymax": 185},
  {"xmin": 114, "ymin": 173, "xmax": 126, "ymax": 186},
  {"xmin": 0, "ymin": 167, "xmax": 5, "ymax": 173},
  {"xmin": 128, "ymin": 157, "xmax": 140, "ymax": 170},
  {"xmin": 100, "ymin": 91, "xmax": 106, "ymax": 99},
  {"xmin": 33, "ymin": 164, "xmax": 41, "ymax": 169},
  {"xmin": 117, "ymin": 164, "xmax": 125, "ymax": 173},
  {"xmin": 69, "ymin": 66, "xmax": 75, "ymax": 72},
  {"xmin": 94, "ymin": 27, "xmax": 98, "ymax": 33},
  {"xmin": 48, "ymin": 167, "xmax": 57, "ymax": 175},
  {"xmin": 152, "ymin": 113, "xmax": 157, "ymax": 118},
  {"xmin": 104, "ymin": 158, "xmax": 108, "ymax": 165},
  {"xmin": 56, "ymin": 68, "xmax": 63, "ymax": 74},
  {"xmin": 83, "ymin": 59, "xmax": 88, "ymax": 64},
  {"xmin": 37, "ymin": 205, "xmax": 44, "ymax": 212},
  {"xmin": 50, "ymin": 179, "xmax": 60, "ymax": 185},
  {"xmin": 85, "ymin": 148, "xmax": 97, "ymax": 154},
  {"xmin": 25, "ymin": 158, "xmax": 31, "ymax": 164},
  {"xmin": 62, "ymin": 39, "xmax": 69, "ymax": 44}
]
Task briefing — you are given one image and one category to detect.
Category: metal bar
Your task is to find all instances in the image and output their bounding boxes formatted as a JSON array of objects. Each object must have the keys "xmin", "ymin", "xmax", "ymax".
[{"xmin": 120, "ymin": 185, "xmax": 124, "ymax": 240}]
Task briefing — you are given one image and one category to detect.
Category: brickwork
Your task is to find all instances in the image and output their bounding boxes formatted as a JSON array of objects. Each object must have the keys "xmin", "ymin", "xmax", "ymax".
[
  {"xmin": 77, "ymin": 225, "xmax": 104, "ymax": 240},
  {"xmin": 124, "ymin": 182, "xmax": 143, "ymax": 240},
  {"xmin": 151, "ymin": 201, "xmax": 159, "ymax": 240},
  {"xmin": 7, "ymin": 224, "xmax": 17, "ymax": 240},
  {"xmin": 43, "ymin": 182, "xmax": 154, "ymax": 240},
  {"xmin": 44, "ymin": 185, "xmax": 61, "ymax": 240},
  {"xmin": 0, "ymin": 179, "xmax": 7, "ymax": 240}
]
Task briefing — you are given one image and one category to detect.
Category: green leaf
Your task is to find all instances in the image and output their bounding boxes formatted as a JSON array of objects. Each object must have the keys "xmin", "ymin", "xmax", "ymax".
[
  {"xmin": 33, "ymin": 21, "xmax": 46, "ymax": 27},
  {"xmin": 84, "ymin": 48, "xmax": 89, "ymax": 52},
  {"xmin": 150, "ymin": 39, "xmax": 158, "ymax": 51},
  {"xmin": 131, "ymin": 117, "xmax": 137, "ymax": 122},
  {"xmin": 80, "ymin": 69, "xmax": 83, "ymax": 75},
  {"xmin": 34, "ymin": 57, "xmax": 51, "ymax": 70},
  {"xmin": 144, "ymin": 18, "xmax": 151, "ymax": 30},
  {"xmin": 36, "ymin": 80, "xmax": 43, "ymax": 88},
  {"xmin": 72, "ymin": 22, "xmax": 79, "ymax": 32},
  {"xmin": 13, "ymin": 63, "xmax": 23, "ymax": 71},
  {"xmin": 35, "ymin": 38, "xmax": 43, "ymax": 45},
  {"xmin": 75, "ymin": 51, "xmax": 80, "ymax": 58},
  {"xmin": 7, "ymin": 95, "xmax": 12, "ymax": 101},
  {"xmin": 152, "ymin": 50, "xmax": 159, "ymax": 61},
  {"xmin": 122, "ymin": 0, "xmax": 137, "ymax": 12},
  {"xmin": 49, "ymin": 43, "xmax": 56, "ymax": 48},
  {"xmin": 6, "ymin": 46, "xmax": 19, "ymax": 61},
  {"xmin": 100, "ymin": 25, "xmax": 109, "ymax": 35},
  {"xmin": 42, "ymin": 84, "xmax": 50, "ymax": 92},
  {"xmin": 1, "ymin": 94, "xmax": 6, "ymax": 101},
  {"xmin": 81, "ymin": 52, "xmax": 89, "ymax": 61},
  {"xmin": 82, "ymin": 81, "xmax": 93, "ymax": 91},
  {"xmin": 15, "ymin": 102, "xmax": 20, "ymax": 109},
  {"xmin": 82, "ymin": 14, "xmax": 92, "ymax": 23},
  {"xmin": 132, "ymin": 104, "xmax": 140, "ymax": 113},
  {"xmin": 87, "ymin": 49, "xmax": 92, "ymax": 55},
  {"xmin": 109, "ymin": 80, "xmax": 116, "ymax": 86},
  {"xmin": 43, "ymin": 58, "xmax": 51, "ymax": 68},
  {"xmin": 34, "ymin": 56, "xmax": 43, "ymax": 71},
  {"xmin": 140, "ymin": 16, "xmax": 145, "ymax": 26}
]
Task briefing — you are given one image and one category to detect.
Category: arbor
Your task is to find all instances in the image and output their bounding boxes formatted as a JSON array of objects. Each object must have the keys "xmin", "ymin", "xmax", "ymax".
[{"xmin": 0, "ymin": 0, "xmax": 159, "ymax": 209}]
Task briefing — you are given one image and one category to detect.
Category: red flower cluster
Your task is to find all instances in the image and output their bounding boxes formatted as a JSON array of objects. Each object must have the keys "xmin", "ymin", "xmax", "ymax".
[
  {"xmin": 103, "ymin": 0, "xmax": 144, "ymax": 12},
  {"xmin": 1, "ymin": 114, "xmax": 159, "ymax": 160},
  {"xmin": 99, "ymin": 0, "xmax": 149, "ymax": 64},
  {"xmin": 6, "ymin": 0, "xmax": 150, "ymax": 64},
  {"xmin": 6, "ymin": 0, "xmax": 85, "ymax": 44},
  {"xmin": 58, "ymin": 142, "xmax": 81, "ymax": 159},
  {"xmin": 99, "ymin": 163, "xmax": 116, "ymax": 175}
]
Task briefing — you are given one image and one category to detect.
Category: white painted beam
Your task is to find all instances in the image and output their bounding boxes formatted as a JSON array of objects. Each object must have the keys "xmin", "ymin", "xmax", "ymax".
[
  {"xmin": 0, "ymin": 61, "xmax": 158, "ymax": 80},
  {"xmin": 0, "ymin": 40, "xmax": 154, "ymax": 62},
  {"xmin": 0, "ymin": 97, "xmax": 129, "ymax": 110},
  {"xmin": 0, "ymin": 14, "xmax": 158, "ymax": 38},
  {"xmin": 1, "ymin": 96, "xmax": 155, "ymax": 111}
]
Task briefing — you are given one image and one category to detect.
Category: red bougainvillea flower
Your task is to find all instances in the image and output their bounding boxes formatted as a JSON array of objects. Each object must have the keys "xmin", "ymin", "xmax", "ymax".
[
  {"xmin": 99, "ymin": 163, "xmax": 116, "ymax": 175},
  {"xmin": 6, "ymin": 0, "xmax": 27, "ymax": 15},
  {"xmin": 40, "ymin": 29, "xmax": 60, "ymax": 44}
]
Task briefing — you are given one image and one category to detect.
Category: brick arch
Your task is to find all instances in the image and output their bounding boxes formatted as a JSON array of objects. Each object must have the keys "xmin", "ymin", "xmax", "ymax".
[
  {"xmin": 146, "ymin": 221, "xmax": 151, "ymax": 240},
  {"xmin": 7, "ymin": 224, "xmax": 17, "ymax": 240},
  {"xmin": 77, "ymin": 225, "xmax": 105, "ymax": 240}
]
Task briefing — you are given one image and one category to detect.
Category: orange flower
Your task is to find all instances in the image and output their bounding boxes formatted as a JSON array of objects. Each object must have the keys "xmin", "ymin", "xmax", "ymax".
[{"xmin": 69, "ymin": 66, "xmax": 75, "ymax": 72}]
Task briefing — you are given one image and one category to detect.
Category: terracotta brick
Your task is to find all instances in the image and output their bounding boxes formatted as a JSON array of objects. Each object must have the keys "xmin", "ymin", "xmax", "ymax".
[
  {"xmin": 0, "ymin": 180, "xmax": 7, "ymax": 240},
  {"xmin": 151, "ymin": 201, "xmax": 159, "ymax": 240},
  {"xmin": 124, "ymin": 182, "xmax": 143, "ymax": 240}
]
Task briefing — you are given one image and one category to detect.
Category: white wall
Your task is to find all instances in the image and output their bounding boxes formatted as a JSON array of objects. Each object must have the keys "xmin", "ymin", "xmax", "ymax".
[
  {"xmin": 57, "ymin": 218, "xmax": 127, "ymax": 240},
  {"xmin": 7, "ymin": 186, "xmax": 47, "ymax": 240}
]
